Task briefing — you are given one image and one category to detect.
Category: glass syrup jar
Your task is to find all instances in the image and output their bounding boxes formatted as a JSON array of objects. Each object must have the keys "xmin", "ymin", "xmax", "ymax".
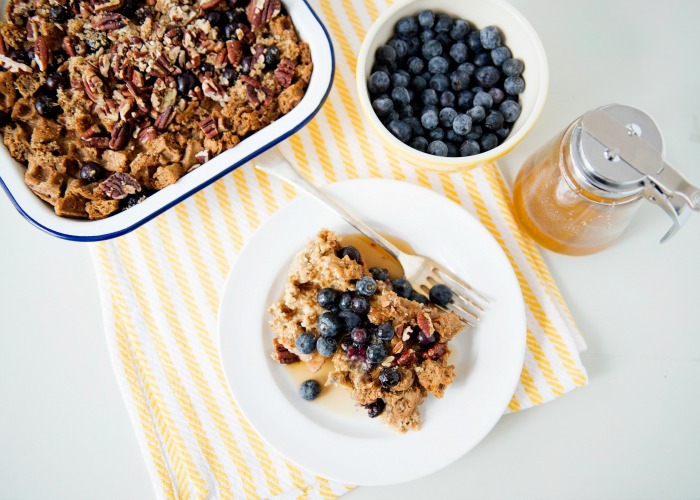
[{"xmin": 512, "ymin": 104, "xmax": 699, "ymax": 255}]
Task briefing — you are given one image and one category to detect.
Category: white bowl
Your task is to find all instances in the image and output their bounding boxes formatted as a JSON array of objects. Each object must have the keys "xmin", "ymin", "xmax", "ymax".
[
  {"xmin": 0, "ymin": 0, "xmax": 334, "ymax": 241},
  {"xmin": 356, "ymin": 0, "xmax": 549, "ymax": 172}
]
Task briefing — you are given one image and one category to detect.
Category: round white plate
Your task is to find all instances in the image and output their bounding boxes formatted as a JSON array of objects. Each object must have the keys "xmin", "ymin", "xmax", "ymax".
[{"xmin": 218, "ymin": 179, "xmax": 526, "ymax": 486}]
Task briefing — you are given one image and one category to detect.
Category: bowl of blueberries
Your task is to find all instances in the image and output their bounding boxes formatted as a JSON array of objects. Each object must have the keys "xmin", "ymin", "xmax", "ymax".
[{"xmin": 356, "ymin": 0, "xmax": 548, "ymax": 171}]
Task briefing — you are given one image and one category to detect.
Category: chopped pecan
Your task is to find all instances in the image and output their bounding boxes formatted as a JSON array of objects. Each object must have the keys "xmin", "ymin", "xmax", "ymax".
[
  {"xmin": 232, "ymin": 23, "xmax": 255, "ymax": 46},
  {"xmin": 274, "ymin": 58, "xmax": 295, "ymax": 88},
  {"xmin": 422, "ymin": 343, "xmax": 447, "ymax": 360},
  {"xmin": 416, "ymin": 311, "xmax": 435, "ymax": 337},
  {"xmin": 199, "ymin": 115, "xmax": 218, "ymax": 138},
  {"xmin": 81, "ymin": 136, "xmax": 110, "ymax": 149},
  {"xmin": 226, "ymin": 40, "xmax": 242, "ymax": 66},
  {"xmin": 26, "ymin": 19, "xmax": 37, "ymax": 42},
  {"xmin": 201, "ymin": 77, "xmax": 226, "ymax": 103},
  {"xmin": 154, "ymin": 106, "xmax": 175, "ymax": 131},
  {"xmin": 94, "ymin": 0, "xmax": 124, "ymax": 13},
  {"xmin": 397, "ymin": 349, "xmax": 417, "ymax": 367},
  {"xmin": 82, "ymin": 67, "xmax": 105, "ymax": 102},
  {"xmin": 33, "ymin": 36, "xmax": 50, "ymax": 72},
  {"xmin": 138, "ymin": 126, "xmax": 157, "ymax": 144},
  {"xmin": 125, "ymin": 81, "xmax": 149, "ymax": 112},
  {"xmin": 200, "ymin": 0, "xmax": 223, "ymax": 10},
  {"xmin": 246, "ymin": 0, "xmax": 281, "ymax": 29},
  {"xmin": 100, "ymin": 172, "xmax": 141, "ymax": 199},
  {"xmin": 240, "ymin": 75, "xmax": 261, "ymax": 87},
  {"xmin": 245, "ymin": 84, "xmax": 260, "ymax": 107},
  {"xmin": 0, "ymin": 54, "xmax": 32, "ymax": 73},
  {"xmin": 391, "ymin": 340, "xmax": 404, "ymax": 355},
  {"xmin": 81, "ymin": 124, "xmax": 102, "ymax": 140},
  {"xmin": 92, "ymin": 13, "xmax": 126, "ymax": 31},
  {"xmin": 0, "ymin": 34, "xmax": 6, "ymax": 56},
  {"xmin": 109, "ymin": 121, "xmax": 131, "ymax": 150},
  {"xmin": 214, "ymin": 50, "xmax": 226, "ymax": 68},
  {"xmin": 272, "ymin": 338, "xmax": 299, "ymax": 365},
  {"xmin": 195, "ymin": 150, "xmax": 210, "ymax": 164}
]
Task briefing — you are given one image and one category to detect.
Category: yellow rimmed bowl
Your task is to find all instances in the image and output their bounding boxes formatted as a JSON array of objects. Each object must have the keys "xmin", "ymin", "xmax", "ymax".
[{"xmin": 356, "ymin": 0, "xmax": 549, "ymax": 172}]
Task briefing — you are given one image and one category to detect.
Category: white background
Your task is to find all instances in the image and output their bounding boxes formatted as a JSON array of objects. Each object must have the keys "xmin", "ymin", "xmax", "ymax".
[{"xmin": 1, "ymin": 0, "xmax": 699, "ymax": 498}]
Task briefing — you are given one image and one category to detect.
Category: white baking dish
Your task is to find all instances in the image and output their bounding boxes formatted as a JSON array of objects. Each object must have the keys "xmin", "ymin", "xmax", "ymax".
[{"xmin": 0, "ymin": 0, "xmax": 334, "ymax": 241}]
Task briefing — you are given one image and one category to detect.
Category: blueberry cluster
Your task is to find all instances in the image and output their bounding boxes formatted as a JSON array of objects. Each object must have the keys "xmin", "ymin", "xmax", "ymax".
[{"xmin": 367, "ymin": 11, "xmax": 526, "ymax": 157}]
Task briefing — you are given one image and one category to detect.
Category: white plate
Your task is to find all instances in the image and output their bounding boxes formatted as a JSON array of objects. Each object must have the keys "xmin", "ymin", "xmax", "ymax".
[{"xmin": 218, "ymin": 179, "xmax": 526, "ymax": 486}]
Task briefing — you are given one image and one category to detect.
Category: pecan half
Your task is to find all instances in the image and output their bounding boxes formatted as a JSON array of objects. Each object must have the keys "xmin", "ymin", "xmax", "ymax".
[
  {"xmin": 246, "ymin": 0, "xmax": 281, "ymax": 29},
  {"xmin": 391, "ymin": 340, "xmax": 404, "ymax": 355},
  {"xmin": 82, "ymin": 67, "xmax": 105, "ymax": 102},
  {"xmin": 0, "ymin": 54, "xmax": 32, "ymax": 73},
  {"xmin": 416, "ymin": 311, "xmax": 435, "ymax": 337},
  {"xmin": 199, "ymin": 115, "xmax": 217, "ymax": 138},
  {"xmin": 154, "ymin": 105, "xmax": 174, "ymax": 131},
  {"xmin": 200, "ymin": 0, "xmax": 223, "ymax": 10},
  {"xmin": 81, "ymin": 136, "xmax": 110, "ymax": 149},
  {"xmin": 226, "ymin": 40, "xmax": 242, "ymax": 66},
  {"xmin": 240, "ymin": 75, "xmax": 261, "ymax": 87},
  {"xmin": 81, "ymin": 124, "xmax": 102, "ymax": 140},
  {"xmin": 422, "ymin": 342, "xmax": 447, "ymax": 360},
  {"xmin": 274, "ymin": 58, "xmax": 295, "ymax": 88},
  {"xmin": 100, "ymin": 172, "xmax": 141, "ymax": 199},
  {"xmin": 201, "ymin": 77, "xmax": 226, "ymax": 102},
  {"xmin": 94, "ymin": 0, "xmax": 124, "ymax": 13},
  {"xmin": 92, "ymin": 13, "xmax": 126, "ymax": 31},
  {"xmin": 138, "ymin": 126, "xmax": 157, "ymax": 144},
  {"xmin": 109, "ymin": 121, "xmax": 131, "ymax": 150},
  {"xmin": 245, "ymin": 84, "xmax": 260, "ymax": 107},
  {"xmin": 232, "ymin": 23, "xmax": 255, "ymax": 46},
  {"xmin": 33, "ymin": 36, "xmax": 50, "ymax": 72},
  {"xmin": 272, "ymin": 338, "xmax": 299, "ymax": 365},
  {"xmin": 397, "ymin": 348, "xmax": 417, "ymax": 367}
]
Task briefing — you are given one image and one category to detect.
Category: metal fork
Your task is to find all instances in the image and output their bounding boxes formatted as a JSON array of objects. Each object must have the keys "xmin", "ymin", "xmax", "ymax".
[{"xmin": 253, "ymin": 148, "xmax": 487, "ymax": 326}]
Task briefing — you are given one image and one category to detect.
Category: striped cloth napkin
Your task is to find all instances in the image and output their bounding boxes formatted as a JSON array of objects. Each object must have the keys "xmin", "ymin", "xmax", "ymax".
[{"xmin": 90, "ymin": 0, "xmax": 588, "ymax": 497}]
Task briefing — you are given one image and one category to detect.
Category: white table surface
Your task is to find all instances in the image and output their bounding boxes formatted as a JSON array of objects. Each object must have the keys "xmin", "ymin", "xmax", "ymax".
[{"xmin": 2, "ymin": 1, "xmax": 699, "ymax": 498}]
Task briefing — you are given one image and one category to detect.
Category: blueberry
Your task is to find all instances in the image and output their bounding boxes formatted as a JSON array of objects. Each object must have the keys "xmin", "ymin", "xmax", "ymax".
[
  {"xmin": 484, "ymin": 110, "xmax": 505, "ymax": 131},
  {"xmin": 366, "ymin": 344, "xmax": 387, "ymax": 364},
  {"xmin": 318, "ymin": 312, "xmax": 343, "ymax": 338},
  {"xmin": 480, "ymin": 133, "xmax": 499, "ymax": 151},
  {"xmin": 403, "ymin": 116, "xmax": 422, "ymax": 136},
  {"xmin": 240, "ymin": 56, "xmax": 252, "ymax": 75},
  {"xmin": 299, "ymin": 380, "xmax": 321, "ymax": 400},
  {"xmin": 368, "ymin": 71, "xmax": 390, "ymax": 94},
  {"xmin": 410, "ymin": 75, "xmax": 428, "ymax": 93},
  {"xmin": 340, "ymin": 334, "xmax": 353, "ymax": 352},
  {"xmin": 420, "ymin": 109, "xmax": 439, "ymax": 130},
  {"xmin": 467, "ymin": 105, "xmax": 486, "ymax": 122},
  {"xmin": 351, "ymin": 326, "xmax": 370, "ymax": 345},
  {"xmin": 317, "ymin": 288, "xmax": 339, "ymax": 309},
  {"xmin": 390, "ymin": 71, "xmax": 410, "ymax": 88},
  {"xmin": 417, "ymin": 9, "xmax": 435, "ymax": 28},
  {"xmin": 374, "ymin": 323, "xmax": 394, "ymax": 342},
  {"xmin": 396, "ymin": 16, "xmax": 419, "ymax": 39},
  {"xmin": 439, "ymin": 107, "xmax": 457, "ymax": 128},
  {"xmin": 429, "ymin": 73, "xmax": 449, "ymax": 92},
  {"xmin": 488, "ymin": 87, "xmax": 505, "ymax": 106},
  {"xmin": 428, "ymin": 283, "xmax": 453, "ymax": 306},
  {"xmin": 475, "ymin": 66, "xmax": 501, "ymax": 88},
  {"xmin": 473, "ymin": 90, "xmax": 493, "ymax": 109},
  {"xmin": 480, "ymin": 25, "xmax": 502, "ymax": 49},
  {"xmin": 434, "ymin": 13, "xmax": 452, "ymax": 33},
  {"xmin": 224, "ymin": 23, "xmax": 238, "ymax": 39},
  {"xmin": 419, "ymin": 29, "xmax": 436, "ymax": 43},
  {"xmin": 495, "ymin": 126, "xmax": 511, "ymax": 140},
  {"xmin": 428, "ymin": 56, "xmax": 449, "ymax": 75},
  {"xmin": 450, "ymin": 70, "xmax": 470, "ymax": 92},
  {"xmin": 34, "ymin": 95, "xmax": 59, "ymax": 118},
  {"xmin": 379, "ymin": 367, "xmax": 402, "ymax": 388},
  {"xmin": 372, "ymin": 63, "xmax": 390, "ymax": 74},
  {"xmin": 421, "ymin": 39, "xmax": 442, "ymax": 59},
  {"xmin": 473, "ymin": 51, "xmax": 493, "ymax": 67},
  {"xmin": 387, "ymin": 38, "xmax": 408, "ymax": 59},
  {"xmin": 457, "ymin": 62, "xmax": 476, "ymax": 77},
  {"xmin": 460, "ymin": 139, "xmax": 481, "ymax": 156},
  {"xmin": 316, "ymin": 337, "xmax": 337, "ymax": 357},
  {"xmin": 411, "ymin": 291, "xmax": 430, "ymax": 305},
  {"xmin": 296, "ymin": 332, "xmax": 317, "ymax": 354},
  {"xmin": 338, "ymin": 292, "xmax": 353, "ymax": 310},
  {"xmin": 450, "ymin": 19, "xmax": 470, "ymax": 40},
  {"xmin": 504, "ymin": 76, "xmax": 525, "ymax": 95},
  {"xmin": 409, "ymin": 136, "xmax": 429, "ymax": 152},
  {"xmin": 387, "ymin": 119, "xmax": 412, "ymax": 143},
  {"xmin": 391, "ymin": 86, "xmax": 411, "ymax": 107},
  {"xmin": 391, "ymin": 278, "xmax": 413, "ymax": 298},
  {"xmin": 49, "ymin": 5, "xmax": 68, "ymax": 22},
  {"xmin": 446, "ymin": 129, "xmax": 461, "ymax": 143},
  {"xmin": 502, "ymin": 58, "xmax": 524, "ymax": 77},
  {"xmin": 338, "ymin": 246, "xmax": 362, "ymax": 263},
  {"xmin": 417, "ymin": 329, "xmax": 437, "ymax": 347},
  {"xmin": 134, "ymin": 6, "xmax": 154, "ymax": 23},
  {"xmin": 206, "ymin": 10, "xmax": 224, "ymax": 28},
  {"xmin": 199, "ymin": 62, "xmax": 215, "ymax": 75},
  {"xmin": 263, "ymin": 46, "xmax": 280, "ymax": 68},
  {"xmin": 452, "ymin": 113, "xmax": 472, "ymax": 136},
  {"xmin": 500, "ymin": 100, "xmax": 521, "ymax": 122},
  {"xmin": 364, "ymin": 398, "xmax": 385, "ymax": 418},
  {"xmin": 382, "ymin": 110, "xmax": 400, "ymax": 124},
  {"xmin": 436, "ymin": 32, "xmax": 452, "ymax": 47},
  {"xmin": 339, "ymin": 310, "xmax": 362, "ymax": 330},
  {"xmin": 447, "ymin": 143, "xmax": 459, "ymax": 157},
  {"xmin": 355, "ymin": 276, "xmax": 377, "ymax": 297},
  {"xmin": 122, "ymin": 194, "xmax": 145, "ymax": 210},
  {"xmin": 466, "ymin": 30, "xmax": 484, "ymax": 53},
  {"xmin": 440, "ymin": 90, "xmax": 455, "ymax": 108},
  {"xmin": 79, "ymin": 162, "xmax": 102, "ymax": 183},
  {"xmin": 457, "ymin": 90, "xmax": 474, "ymax": 110},
  {"xmin": 428, "ymin": 127, "xmax": 445, "ymax": 141},
  {"xmin": 406, "ymin": 56, "xmax": 424, "ymax": 75},
  {"xmin": 491, "ymin": 46, "xmax": 511, "ymax": 66},
  {"xmin": 466, "ymin": 124, "xmax": 483, "ymax": 141},
  {"xmin": 376, "ymin": 44, "xmax": 397, "ymax": 64},
  {"xmin": 222, "ymin": 67, "xmax": 238, "ymax": 83},
  {"xmin": 45, "ymin": 73, "xmax": 67, "ymax": 92},
  {"xmin": 449, "ymin": 42, "xmax": 468, "ymax": 64},
  {"xmin": 350, "ymin": 296, "xmax": 369, "ymax": 315},
  {"xmin": 405, "ymin": 37, "xmax": 421, "ymax": 56},
  {"xmin": 421, "ymin": 88, "xmax": 438, "ymax": 106},
  {"xmin": 372, "ymin": 96, "xmax": 393, "ymax": 117},
  {"xmin": 428, "ymin": 140, "xmax": 448, "ymax": 156}
]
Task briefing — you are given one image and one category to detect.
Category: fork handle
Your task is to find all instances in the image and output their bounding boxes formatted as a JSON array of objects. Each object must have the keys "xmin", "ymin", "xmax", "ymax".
[{"xmin": 253, "ymin": 147, "xmax": 403, "ymax": 259}]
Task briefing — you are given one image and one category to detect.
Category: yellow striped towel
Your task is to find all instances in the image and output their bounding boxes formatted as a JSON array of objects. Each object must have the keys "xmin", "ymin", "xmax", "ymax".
[{"xmin": 90, "ymin": 0, "xmax": 588, "ymax": 497}]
